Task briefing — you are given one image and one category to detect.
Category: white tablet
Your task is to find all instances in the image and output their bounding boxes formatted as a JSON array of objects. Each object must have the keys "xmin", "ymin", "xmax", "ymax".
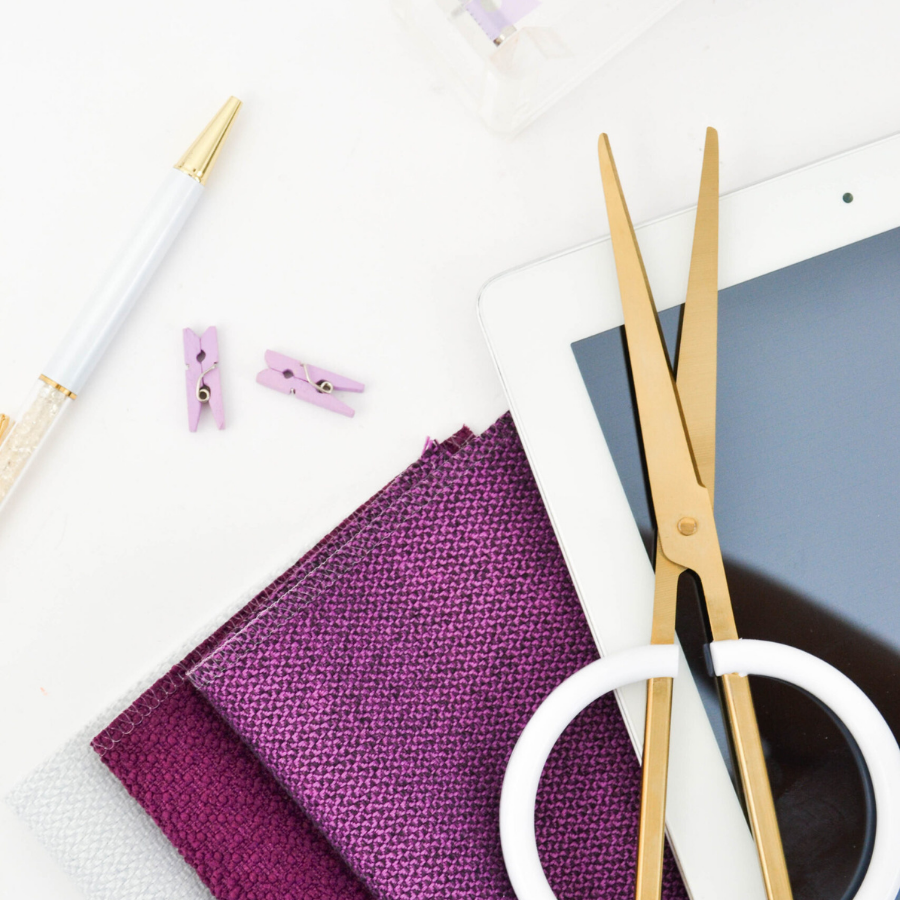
[{"xmin": 479, "ymin": 133, "xmax": 900, "ymax": 900}]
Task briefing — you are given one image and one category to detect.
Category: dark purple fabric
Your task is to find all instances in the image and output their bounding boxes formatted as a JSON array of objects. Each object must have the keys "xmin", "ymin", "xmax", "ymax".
[
  {"xmin": 92, "ymin": 430, "xmax": 475, "ymax": 900},
  {"xmin": 96, "ymin": 679, "xmax": 369, "ymax": 900},
  {"xmin": 189, "ymin": 414, "xmax": 687, "ymax": 900}
]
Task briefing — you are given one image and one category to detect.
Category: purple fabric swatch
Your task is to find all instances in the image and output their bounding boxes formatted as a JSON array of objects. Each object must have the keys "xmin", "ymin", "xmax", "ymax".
[
  {"xmin": 92, "ymin": 431, "xmax": 475, "ymax": 900},
  {"xmin": 93, "ymin": 414, "xmax": 686, "ymax": 900},
  {"xmin": 188, "ymin": 414, "xmax": 687, "ymax": 900}
]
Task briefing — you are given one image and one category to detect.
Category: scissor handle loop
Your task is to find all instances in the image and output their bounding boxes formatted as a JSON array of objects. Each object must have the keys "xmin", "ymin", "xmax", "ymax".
[
  {"xmin": 500, "ymin": 644, "xmax": 678, "ymax": 900},
  {"xmin": 500, "ymin": 640, "xmax": 900, "ymax": 900},
  {"xmin": 710, "ymin": 640, "xmax": 900, "ymax": 900}
]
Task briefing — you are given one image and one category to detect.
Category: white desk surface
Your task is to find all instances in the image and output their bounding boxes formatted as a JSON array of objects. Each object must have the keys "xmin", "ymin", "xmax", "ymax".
[{"xmin": 3, "ymin": 1, "xmax": 900, "ymax": 896}]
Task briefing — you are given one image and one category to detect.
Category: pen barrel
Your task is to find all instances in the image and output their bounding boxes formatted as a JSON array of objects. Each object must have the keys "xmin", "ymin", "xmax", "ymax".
[
  {"xmin": 43, "ymin": 168, "xmax": 203, "ymax": 395},
  {"xmin": 0, "ymin": 378, "xmax": 74, "ymax": 512}
]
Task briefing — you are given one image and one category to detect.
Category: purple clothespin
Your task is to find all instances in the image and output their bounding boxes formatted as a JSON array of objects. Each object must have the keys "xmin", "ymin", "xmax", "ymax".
[
  {"xmin": 184, "ymin": 327, "xmax": 224, "ymax": 431},
  {"xmin": 256, "ymin": 350, "xmax": 364, "ymax": 418}
]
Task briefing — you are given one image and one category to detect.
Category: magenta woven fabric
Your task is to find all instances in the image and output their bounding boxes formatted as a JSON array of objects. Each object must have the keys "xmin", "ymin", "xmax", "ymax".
[
  {"xmin": 188, "ymin": 414, "xmax": 687, "ymax": 900},
  {"xmin": 92, "ymin": 430, "xmax": 475, "ymax": 900}
]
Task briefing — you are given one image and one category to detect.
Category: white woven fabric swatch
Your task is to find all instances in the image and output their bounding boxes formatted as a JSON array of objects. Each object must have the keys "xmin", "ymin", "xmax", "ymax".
[
  {"xmin": 4, "ymin": 548, "xmax": 305, "ymax": 900},
  {"xmin": 7, "ymin": 726, "xmax": 212, "ymax": 900}
]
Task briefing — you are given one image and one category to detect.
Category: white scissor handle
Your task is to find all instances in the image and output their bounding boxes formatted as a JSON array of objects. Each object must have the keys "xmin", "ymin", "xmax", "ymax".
[{"xmin": 500, "ymin": 640, "xmax": 900, "ymax": 900}]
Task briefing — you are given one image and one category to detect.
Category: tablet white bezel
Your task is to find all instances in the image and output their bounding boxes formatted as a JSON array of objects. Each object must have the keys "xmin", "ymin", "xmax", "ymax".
[{"xmin": 478, "ymin": 132, "xmax": 900, "ymax": 900}]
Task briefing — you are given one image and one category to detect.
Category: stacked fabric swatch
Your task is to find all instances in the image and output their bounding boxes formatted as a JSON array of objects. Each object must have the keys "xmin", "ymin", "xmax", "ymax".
[{"xmin": 81, "ymin": 414, "xmax": 686, "ymax": 900}]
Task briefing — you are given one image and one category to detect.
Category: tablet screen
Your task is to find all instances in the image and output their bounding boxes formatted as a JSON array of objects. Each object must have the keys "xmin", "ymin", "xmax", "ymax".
[{"xmin": 572, "ymin": 226, "xmax": 900, "ymax": 900}]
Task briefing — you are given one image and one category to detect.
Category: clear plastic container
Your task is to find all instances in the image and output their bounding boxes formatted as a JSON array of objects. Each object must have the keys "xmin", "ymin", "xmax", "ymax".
[{"xmin": 392, "ymin": 0, "xmax": 685, "ymax": 134}]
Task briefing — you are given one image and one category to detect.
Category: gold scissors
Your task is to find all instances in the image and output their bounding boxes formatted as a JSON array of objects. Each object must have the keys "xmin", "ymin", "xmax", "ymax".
[
  {"xmin": 598, "ymin": 127, "xmax": 790, "ymax": 900},
  {"xmin": 499, "ymin": 129, "xmax": 900, "ymax": 900}
]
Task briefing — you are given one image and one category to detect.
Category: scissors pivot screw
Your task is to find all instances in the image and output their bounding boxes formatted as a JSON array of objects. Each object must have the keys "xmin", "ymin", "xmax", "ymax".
[{"xmin": 677, "ymin": 516, "xmax": 699, "ymax": 536}]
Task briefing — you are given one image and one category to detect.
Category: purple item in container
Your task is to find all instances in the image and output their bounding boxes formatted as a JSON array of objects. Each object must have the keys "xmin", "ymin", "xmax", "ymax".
[
  {"xmin": 466, "ymin": 0, "xmax": 540, "ymax": 41},
  {"xmin": 189, "ymin": 414, "xmax": 687, "ymax": 900}
]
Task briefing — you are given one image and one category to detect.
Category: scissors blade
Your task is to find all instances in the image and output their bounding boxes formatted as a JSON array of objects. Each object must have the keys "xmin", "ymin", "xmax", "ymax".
[
  {"xmin": 601, "ymin": 133, "xmax": 794, "ymax": 900},
  {"xmin": 626, "ymin": 134, "xmax": 719, "ymax": 899},
  {"xmin": 597, "ymin": 134, "xmax": 711, "ymax": 566},
  {"xmin": 645, "ymin": 128, "xmax": 719, "ymax": 642},
  {"xmin": 675, "ymin": 127, "xmax": 719, "ymax": 504}
]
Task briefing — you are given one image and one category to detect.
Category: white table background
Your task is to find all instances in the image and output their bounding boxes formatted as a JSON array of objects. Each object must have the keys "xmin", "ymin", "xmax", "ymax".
[{"xmin": 2, "ymin": 1, "xmax": 900, "ymax": 896}]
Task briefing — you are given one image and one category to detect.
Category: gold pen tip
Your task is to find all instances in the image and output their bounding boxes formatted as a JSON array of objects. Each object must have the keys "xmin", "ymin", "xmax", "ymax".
[{"xmin": 174, "ymin": 96, "xmax": 242, "ymax": 185}]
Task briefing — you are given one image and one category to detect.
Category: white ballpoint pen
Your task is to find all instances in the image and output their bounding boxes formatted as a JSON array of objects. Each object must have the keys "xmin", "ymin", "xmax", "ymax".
[{"xmin": 0, "ymin": 96, "xmax": 241, "ymax": 515}]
